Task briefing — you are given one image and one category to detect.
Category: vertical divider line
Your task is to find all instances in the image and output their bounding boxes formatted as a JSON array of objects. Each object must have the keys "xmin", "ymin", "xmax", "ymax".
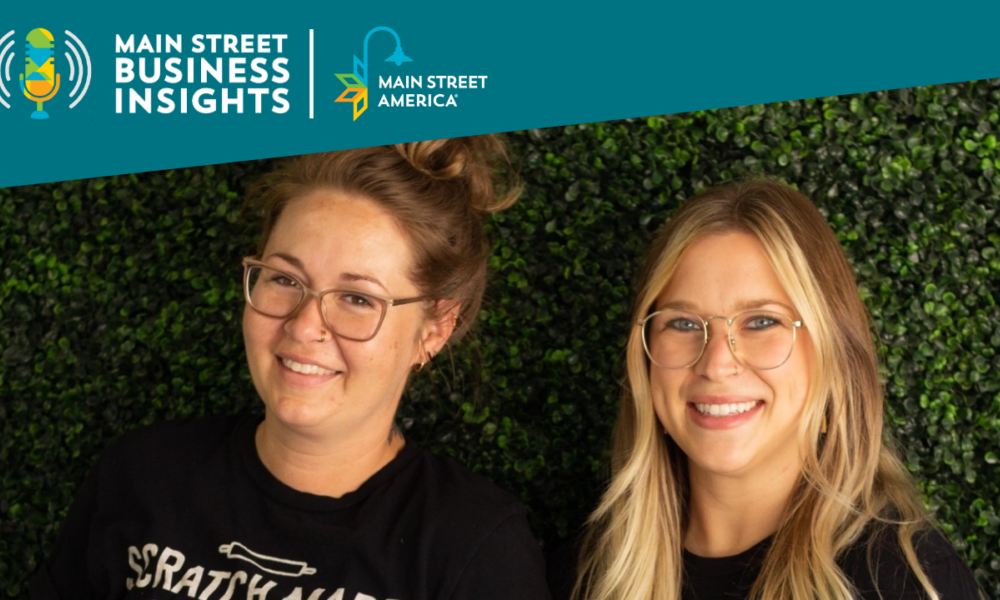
[{"xmin": 309, "ymin": 29, "xmax": 315, "ymax": 119}]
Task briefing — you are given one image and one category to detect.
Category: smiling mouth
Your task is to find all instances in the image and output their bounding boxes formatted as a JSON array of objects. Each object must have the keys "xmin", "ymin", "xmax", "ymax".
[
  {"xmin": 280, "ymin": 357, "xmax": 340, "ymax": 376},
  {"xmin": 692, "ymin": 400, "xmax": 762, "ymax": 417}
]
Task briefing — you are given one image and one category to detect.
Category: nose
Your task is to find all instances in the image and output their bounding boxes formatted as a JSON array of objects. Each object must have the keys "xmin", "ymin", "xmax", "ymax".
[
  {"xmin": 283, "ymin": 290, "xmax": 329, "ymax": 343},
  {"xmin": 693, "ymin": 318, "xmax": 740, "ymax": 379}
]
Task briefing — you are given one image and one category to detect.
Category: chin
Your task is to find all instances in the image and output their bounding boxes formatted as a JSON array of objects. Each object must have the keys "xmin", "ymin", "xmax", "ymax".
[
  {"xmin": 264, "ymin": 393, "xmax": 341, "ymax": 429},
  {"xmin": 690, "ymin": 456, "xmax": 754, "ymax": 477},
  {"xmin": 680, "ymin": 439, "xmax": 758, "ymax": 476}
]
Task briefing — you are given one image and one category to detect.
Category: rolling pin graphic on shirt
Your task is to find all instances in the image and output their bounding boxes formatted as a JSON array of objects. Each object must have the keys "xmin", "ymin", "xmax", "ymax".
[{"xmin": 218, "ymin": 541, "xmax": 318, "ymax": 577}]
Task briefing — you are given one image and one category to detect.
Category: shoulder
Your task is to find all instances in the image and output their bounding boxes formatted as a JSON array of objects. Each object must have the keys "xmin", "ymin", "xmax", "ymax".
[
  {"xmin": 401, "ymin": 445, "xmax": 529, "ymax": 527},
  {"xmin": 841, "ymin": 524, "xmax": 981, "ymax": 600},
  {"xmin": 96, "ymin": 414, "xmax": 248, "ymax": 483},
  {"xmin": 29, "ymin": 415, "xmax": 251, "ymax": 600},
  {"xmin": 392, "ymin": 445, "xmax": 550, "ymax": 599},
  {"xmin": 545, "ymin": 535, "xmax": 583, "ymax": 600},
  {"xmin": 108, "ymin": 413, "xmax": 244, "ymax": 456}
]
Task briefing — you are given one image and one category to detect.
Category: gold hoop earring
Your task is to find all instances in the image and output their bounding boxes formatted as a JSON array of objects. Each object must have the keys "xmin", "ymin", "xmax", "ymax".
[{"xmin": 413, "ymin": 361, "xmax": 426, "ymax": 372}]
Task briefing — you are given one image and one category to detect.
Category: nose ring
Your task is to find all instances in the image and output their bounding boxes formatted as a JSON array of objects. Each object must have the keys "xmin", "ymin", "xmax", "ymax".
[{"xmin": 318, "ymin": 330, "xmax": 327, "ymax": 343}]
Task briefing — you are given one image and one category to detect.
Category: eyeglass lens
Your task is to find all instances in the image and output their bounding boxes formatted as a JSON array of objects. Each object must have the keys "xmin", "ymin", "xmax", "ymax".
[
  {"xmin": 245, "ymin": 265, "xmax": 386, "ymax": 341},
  {"xmin": 642, "ymin": 309, "xmax": 796, "ymax": 370}
]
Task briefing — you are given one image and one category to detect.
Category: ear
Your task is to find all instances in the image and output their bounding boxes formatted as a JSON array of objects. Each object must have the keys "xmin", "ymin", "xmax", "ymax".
[{"xmin": 418, "ymin": 300, "xmax": 460, "ymax": 360}]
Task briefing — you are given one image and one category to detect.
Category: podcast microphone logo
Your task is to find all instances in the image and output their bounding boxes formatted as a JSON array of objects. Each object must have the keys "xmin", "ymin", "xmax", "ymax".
[
  {"xmin": 21, "ymin": 28, "xmax": 59, "ymax": 119},
  {"xmin": 0, "ymin": 28, "xmax": 91, "ymax": 119}
]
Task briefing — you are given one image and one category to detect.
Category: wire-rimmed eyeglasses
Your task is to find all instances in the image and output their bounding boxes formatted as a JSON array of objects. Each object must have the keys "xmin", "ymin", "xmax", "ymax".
[{"xmin": 638, "ymin": 308, "xmax": 804, "ymax": 370}]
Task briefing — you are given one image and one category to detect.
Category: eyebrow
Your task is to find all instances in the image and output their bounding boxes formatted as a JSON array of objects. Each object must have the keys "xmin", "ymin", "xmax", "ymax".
[
  {"xmin": 264, "ymin": 252, "xmax": 388, "ymax": 291},
  {"xmin": 659, "ymin": 298, "xmax": 795, "ymax": 313},
  {"xmin": 338, "ymin": 272, "xmax": 387, "ymax": 291},
  {"xmin": 266, "ymin": 252, "xmax": 305, "ymax": 271}
]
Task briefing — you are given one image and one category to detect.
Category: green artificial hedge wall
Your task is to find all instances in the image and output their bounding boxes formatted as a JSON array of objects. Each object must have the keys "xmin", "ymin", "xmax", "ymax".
[{"xmin": 3, "ymin": 80, "xmax": 999, "ymax": 597}]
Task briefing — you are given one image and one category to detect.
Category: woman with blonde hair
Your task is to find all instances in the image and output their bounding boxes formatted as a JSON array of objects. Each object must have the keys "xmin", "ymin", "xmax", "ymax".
[
  {"xmin": 32, "ymin": 137, "xmax": 552, "ymax": 600},
  {"xmin": 556, "ymin": 179, "xmax": 980, "ymax": 599}
]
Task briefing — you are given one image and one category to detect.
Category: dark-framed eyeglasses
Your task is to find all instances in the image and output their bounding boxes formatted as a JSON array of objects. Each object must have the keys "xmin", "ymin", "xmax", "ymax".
[
  {"xmin": 638, "ymin": 308, "xmax": 804, "ymax": 371},
  {"xmin": 242, "ymin": 257, "xmax": 431, "ymax": 342}
]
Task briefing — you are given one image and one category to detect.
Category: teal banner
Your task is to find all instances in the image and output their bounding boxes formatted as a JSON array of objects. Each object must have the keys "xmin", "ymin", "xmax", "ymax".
[{"xmin": 1, "ymin": 1, "xmax": 999, "ymax": 187}]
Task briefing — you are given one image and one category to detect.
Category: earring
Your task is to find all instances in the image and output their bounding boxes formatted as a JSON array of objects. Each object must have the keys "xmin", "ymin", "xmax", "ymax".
[
  {"xmin": 820, "ymin": 413, "xmax": 829, "ymax": 434},
  {"xmin": 413, "ymin": 346, "xmax": 431, "ymax": 372}
]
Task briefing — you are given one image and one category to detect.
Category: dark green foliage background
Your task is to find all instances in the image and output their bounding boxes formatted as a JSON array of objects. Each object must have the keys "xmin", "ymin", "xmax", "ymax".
[{"xmin": 3, "ymin": 81, "xmax": 999, "ymax": 597}]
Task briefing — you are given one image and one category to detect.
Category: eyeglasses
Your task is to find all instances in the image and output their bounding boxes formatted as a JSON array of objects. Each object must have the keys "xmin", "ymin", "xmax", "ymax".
[
  {"xmin": 638, "ymin": 308, "xmax": 803, "ymax": 370},
  {"xmin": 242, "ymin": 257, "xmax": 431, "ymax": 342}
]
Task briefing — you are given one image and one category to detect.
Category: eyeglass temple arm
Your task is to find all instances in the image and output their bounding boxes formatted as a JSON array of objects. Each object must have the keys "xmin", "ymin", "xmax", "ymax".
[{"xmin": 388, "ymin": 296, "xmax": 433, "ymax": 307}]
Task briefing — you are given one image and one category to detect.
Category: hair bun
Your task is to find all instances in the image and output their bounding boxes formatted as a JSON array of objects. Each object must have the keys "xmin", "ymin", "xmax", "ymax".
[{"xmin": 394, "ymin": 136, "xmax": 520, "ymax": 213}]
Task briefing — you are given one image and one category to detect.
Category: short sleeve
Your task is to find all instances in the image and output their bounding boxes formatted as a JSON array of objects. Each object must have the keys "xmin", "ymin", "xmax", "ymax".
[
  {"xmin": 446, "ymin": 513, "xmax": 552, "ymax": 600},
  {"xmin": 913, "ymin": 530, "xmax": 982, "ymax": 600},
  {"xmin": 846, "ymin": 527, "xmax": 983, "ymax": 600},
  {"xmin": 29, "ymin": 455, "xmax": 104, "ymax": 600}
]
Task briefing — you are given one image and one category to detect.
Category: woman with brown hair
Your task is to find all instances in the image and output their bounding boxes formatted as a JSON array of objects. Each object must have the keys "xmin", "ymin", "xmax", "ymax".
[
  {"xmin": 32, "ymin": 137, "xmax": 552, "ymax": 600},
  {"xmin": 555, "ymin": 179, "xmax": 980, "ymax": 600}
]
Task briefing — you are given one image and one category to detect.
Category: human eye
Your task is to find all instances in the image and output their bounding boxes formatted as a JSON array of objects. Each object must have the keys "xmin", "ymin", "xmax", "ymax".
[
  {"xmin": 336, "ymin": 291, "xmax": 378, "ymax": 311},
  {"xmin": 743, "ymin": 313, "xmax": 783, "ymax": 330},
  {"xmin": 665, "ymin": 317, "xmax": 703, "ymax": 332},
  {"xmin": 269, "ymin": 273, "xmax": 300, "ymax": 288},
  {"xmin": 347, "ymin": 293, "xmax": 375, "ymax": 308}
]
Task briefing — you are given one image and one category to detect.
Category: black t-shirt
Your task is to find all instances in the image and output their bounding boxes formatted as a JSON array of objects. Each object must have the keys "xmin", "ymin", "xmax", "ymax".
[
  {"xmin": 682, "ymin": 527, "xmax": 981, "ymax": 600},
  {"xmin": 547, "ymin": 526, "xmax": 981, "ymax": 600},
  {"xmin": 31, "ymin": 414, "xmax": 552, "ymax": 600}
]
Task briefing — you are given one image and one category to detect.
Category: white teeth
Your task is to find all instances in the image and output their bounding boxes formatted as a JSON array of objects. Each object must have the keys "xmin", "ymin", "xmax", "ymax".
[
  {"xmin": 695, "ymin": 401, "xmax": 759, "ymax": 416},
  {"xmin": 281, "ymin": 358, "xmax": 338, "ymax": 376}
]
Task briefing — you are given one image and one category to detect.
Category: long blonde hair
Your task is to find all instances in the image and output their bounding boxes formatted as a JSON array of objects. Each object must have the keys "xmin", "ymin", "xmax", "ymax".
[{"xmin": 576, "ymin": 179, "xmax": 939, "ymax": 600}]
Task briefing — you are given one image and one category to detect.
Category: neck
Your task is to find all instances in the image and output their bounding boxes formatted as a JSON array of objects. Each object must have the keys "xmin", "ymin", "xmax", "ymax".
[
  {"xmin": 255, "ymin": 414, "xmax": 404, "ymax": 498},
  {"xmin": 683, "ymin": 458, "xmax": 801, "ymax": 557}
]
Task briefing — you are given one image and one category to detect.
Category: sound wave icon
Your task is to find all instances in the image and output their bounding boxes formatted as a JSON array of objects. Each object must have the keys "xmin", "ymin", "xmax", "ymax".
[{"xmin": 0, "ymin": 29, "xmax": 91, "ymax": 112}]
